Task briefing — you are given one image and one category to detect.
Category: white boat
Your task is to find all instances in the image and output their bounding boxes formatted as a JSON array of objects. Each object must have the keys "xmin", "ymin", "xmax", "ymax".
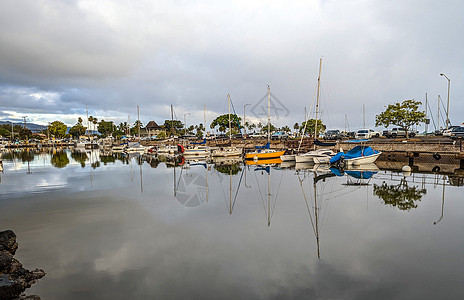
[
  {"xmin": 330, "ymin": 146, "xmax": 381, "ymax": 167},
  {"xmin": 183, "ymin": 146, "xmax": 211, "ymax": 157},
  {"xmin": 295, "ymin": 148, "xmax": 336, "ymax": 163},
  {"xmin": 280, "ymin": 154, "xmax": 296, "ymax": 161},
  {"xmin": 212, "ymin": 146, "xmax": 242, "ymax": 157},
  {"xmin": 157, "ymin": 145, "xmax": 178, "ymax": 155},
  {"xmin": 125, "ymin": 142, "xmax": 145, "ymax": 154}
]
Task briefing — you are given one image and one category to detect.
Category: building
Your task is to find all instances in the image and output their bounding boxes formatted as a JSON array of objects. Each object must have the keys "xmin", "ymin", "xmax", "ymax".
[{"xmin": 142, "ymin": 121, "xmax": 163, "ymax": 138}]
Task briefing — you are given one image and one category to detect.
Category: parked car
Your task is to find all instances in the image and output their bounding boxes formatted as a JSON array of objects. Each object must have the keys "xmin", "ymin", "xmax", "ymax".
[
  {"xmin": 384, "ymin": 127, "xmax": 416, "ymax": 138},
  {"xmin": 355, "ymin": 129, "xmax": 380, "ymax": 139},
  {"xmin": 324, "ymin": 130, "xmax": 344, "ymax": 140},
  {"xmin": 443, "ymin": 126, "xmax": 461, "ymax": 137},
  {"xmin": 449, "ymin": 126, "xmax": 464, "ymax": 139},
  {"xmin": 271, "ymin": 131, "xmax": 289, "ymax": 140}
]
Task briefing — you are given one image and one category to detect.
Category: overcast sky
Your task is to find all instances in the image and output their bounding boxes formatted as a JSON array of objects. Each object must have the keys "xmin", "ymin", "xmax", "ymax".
[{"xmin": 0, "ymin": 0, "xmax": 462, "ymax": 131}]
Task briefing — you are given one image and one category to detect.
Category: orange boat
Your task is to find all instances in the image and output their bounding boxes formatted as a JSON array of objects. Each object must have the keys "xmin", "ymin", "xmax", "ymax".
[
  {"xmin": 245, "ymin": 157, "xmax": 282, "ymax": 165},
  {"xmin": 245, "ymin": 150, "xmax": 286, "ymax": 161}
]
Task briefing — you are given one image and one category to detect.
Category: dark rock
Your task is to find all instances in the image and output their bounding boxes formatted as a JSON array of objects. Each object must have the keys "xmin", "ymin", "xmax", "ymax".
[
  {"xmin": 0, "ymin": 230, "xmax": 18, "ymax": 255},
  {"xmin": 0, "ymin": 230, "xmax": 45, "ymax": 300}
]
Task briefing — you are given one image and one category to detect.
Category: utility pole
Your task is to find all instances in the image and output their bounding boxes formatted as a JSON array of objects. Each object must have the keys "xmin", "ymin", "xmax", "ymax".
[{"xmin": 440, "ymin": 73, "xmax": 451, "ymax": 129}]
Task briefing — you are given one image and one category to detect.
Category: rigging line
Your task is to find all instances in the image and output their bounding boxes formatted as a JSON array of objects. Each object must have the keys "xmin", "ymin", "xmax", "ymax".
[
  {"xmin": 270, "ymin": 168, "xmax": 285, "ymax": 220},
  {"xmin": 230, "ymin": 99, "xmax": 243, "ymax": 132},
  {"xmin": 319, "ymin": 85, "xmax": 332, "ymax": 128},
  {"xmin": 217, "ymin": 172, "xmax": 229, "ymax": 210},
  {"xmin": 426, "ymin": 100, "xmax": 437, "ymax": 130},
  {"xmin": 298, "ymin": 174, "xmax": 317, "ymax": 236},
  {"xmin": 298, "ymin": 85, "xmax": 318, "ymax": 150},
  {"xmin": 232, "ymin": 166, "xmax": 246, "ymax": 210},
  {"xmin": 439, "ymin": 97, "xmax": 449, "ymax": 125},
  {"xmin": 253, "ymin": 167, "xmax": 268, "ymax": 220}
]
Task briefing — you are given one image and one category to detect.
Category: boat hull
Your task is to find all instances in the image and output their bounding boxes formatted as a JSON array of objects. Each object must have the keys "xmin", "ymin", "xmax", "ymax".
[
  {"xmin": 345, "ymin": 152, "xmax": 382, "ymax": 165},
  {"xmin": 245, "ymin": 150, "xmax": 286, "ymax": 160}
]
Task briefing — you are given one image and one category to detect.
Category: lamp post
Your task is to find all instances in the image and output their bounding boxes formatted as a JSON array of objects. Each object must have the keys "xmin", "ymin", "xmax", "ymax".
[
  {"xmin": 184, "ymin": 113, "xmax": 190, "ymax": 136},
  {"xmin": 440, "ymin": 73, "xmax": 451, "ymax": 130},
  {"xmin": 243, "ymin": 103, "xmax": 250, "ymax": 137}
]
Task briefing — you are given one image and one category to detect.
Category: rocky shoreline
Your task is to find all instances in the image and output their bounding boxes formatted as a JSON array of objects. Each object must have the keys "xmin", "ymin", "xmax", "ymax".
[{"xmin": 0, "ymin": 230, "xmax": 45, "ymax": 300}]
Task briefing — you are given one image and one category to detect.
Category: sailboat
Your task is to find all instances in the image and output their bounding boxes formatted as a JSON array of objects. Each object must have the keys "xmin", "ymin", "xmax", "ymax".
[
  {"xmin": 245, "ymin": 86, "xmax": 286, "ymax": 160},
  {"xmin": 211, "ymin": 94, "xmax": 242, "ymax": 157},
  {"xmin": 295, "ymin": 58, "xmax": 336, "ymax": 164}
]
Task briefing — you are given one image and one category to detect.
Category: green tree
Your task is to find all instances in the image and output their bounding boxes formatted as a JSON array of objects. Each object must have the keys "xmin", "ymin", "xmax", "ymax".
[
  {"xmin": 293, "ymin": 122, "xmax": 299, "ymax": 134},
  {"xmin": 373, "ymin": 180, "xmax": 426, "ymax": 211},
  {"xmin": 195, "ymin": 123, "xmax": 205, "ymax": 138},
  {"xmin": 260, "ymin": 123, "xmax": 277, "ymax": 133},
  {"xmin": 163, "ymin": 120, "xmax": 183, "ymax": 136},
  {"xmin": 130, "ymin": 120, "xmax": 143, "ymax": 136},
  {"xmin": 0, "ymin": 127, "xmax": 10, "ymax": 137},
  {"xmin": 78, "ymin": 117, "xmax": 83, "ymax": 125},
  {"xmin": 49, "ymin": 121, "xmax": 68, "ymax": 139},
  {"xmin": 97, "ymin": 120, "xmax": 114, "ymax": 137},
  {"xmin": 300, "ymin": 119, "xmax": 326, "ymax": 136},
  {"xmin": 88, "ymin": 116, "xmax": 94, "ymax": 132},
  {"xmin": 375, "ymin": 99, "xmax": 426, "ymax": 138},
  {"xmin": 210, "ymin": 114, "xmax": 242, "ymax": 132},
  {"xmin": 69, "ymin": 122, "xmax": 86, "ymax": 138}
]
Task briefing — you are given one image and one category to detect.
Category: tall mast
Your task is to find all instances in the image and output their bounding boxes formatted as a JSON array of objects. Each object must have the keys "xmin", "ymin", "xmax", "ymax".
[
  {"xmin": 171, "ymin": 105, "xmax": 174, "ymax": 137},
  {"xmin": 204, "ymin": 104, "xmax": 207, "ymax": 139},
  {"xmin": 437, "ymin": 95, "xmax": 440, "ymax": 130},
  {"xmin": 363, "ymin": 105, "xmax": 366, "ymax": 128},
  {"xmin": 314, "ymin": 173, "xmax": 320, "ymax": 259},
  {"xmin": 228, "ymin": 94, "xmax": 232, "ymax": 142},
  {"xmin": 425, "ymin": 93, "xmax": 428, "ymax": 134},
  {"xmin": 267, "ymin": 85, "xmax": 271, "ymax": 143},
  {"xmin": 137, "ymin": 105, "xmax": 140, "ymax": 140},
  {"xmin": 315, "ymin": 58, "xmax": 322, "ymax": 140}
]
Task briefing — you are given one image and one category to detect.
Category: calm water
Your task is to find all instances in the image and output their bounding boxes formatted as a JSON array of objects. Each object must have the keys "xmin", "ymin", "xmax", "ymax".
[{"xmin": 1, "ymin": 149, "xmax": 463, "ymax": 299}]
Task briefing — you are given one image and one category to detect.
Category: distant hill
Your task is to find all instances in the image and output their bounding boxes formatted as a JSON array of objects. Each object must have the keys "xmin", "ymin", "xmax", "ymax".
[{"xmin": 0, "ymin": 121, "xmax": 48, "ymax": 133}]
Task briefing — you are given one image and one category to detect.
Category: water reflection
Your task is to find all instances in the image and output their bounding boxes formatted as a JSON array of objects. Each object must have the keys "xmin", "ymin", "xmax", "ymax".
[
  {"xmin": 1, "ymin": 149, "xmax": 464, "ymax": 299},
  {"xmin": 373, "ymin": 179, "xmax": 427, "ymax": 211},
  {"xmin": 51, "ymin": 151, "xmax": 70, "ymax": 168}
]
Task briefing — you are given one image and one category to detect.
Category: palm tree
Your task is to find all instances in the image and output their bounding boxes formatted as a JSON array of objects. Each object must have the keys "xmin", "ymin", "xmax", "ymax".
[
  {"xmin": 88, "ymin": 116, "xmax": 94, "ymax": 133},
  {"xmin": 78, "ymin": 117, "xmax": 83, "ymax": 125},
  {"xmin": 93, "ymin": 118, "xmax": 98, "ymax": 133}
]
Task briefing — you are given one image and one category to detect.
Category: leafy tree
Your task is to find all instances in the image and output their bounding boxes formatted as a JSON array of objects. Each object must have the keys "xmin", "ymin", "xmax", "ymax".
[
  {"xmin": 130, "ymin": 120, "xmax": 143, "ymax": 136},
  {"xmin": 195, "ymin": 123, "xmax": 205, "ymax": 138},
  {"xmin": 49, "ymin": 121, "xmax": 68, "ymax": 138},
  {"xmin": 97, "ymin": 120, "xmax": 114, "ymax": 137},
  {"xmin": 78, "ymin": 117, "xmax": 83, "ymax": 125},
  {"xmin": 281, "ymin": 125, "xmax": 291, "ymax": 133},
  {"xmin": 0, "ymin": 127, "xmax": 10, "ymax": 137},
  {"xmin": 157, "ymin": 131, "xmax": 167, "ymax": 139},
  {"xmin": 51, "ymin": 151, "xmax": 70, "ymax": 168},
  {"xmin": 163, "ymin": 120, "xmax": 184, "ymax": 136},
  {"xmin": 373, "ymin": 180, "xmax": 426, "ymax": 211},
  {"xmin": 300, "ymin": 119, "xmax": 326, "ymax": 136},
  {"xmin": 375, "ymin": 99, "xmax": 426, "ymax": 138},
  {"xmin": 293, "ymin": 122, "xmax": 299, "ymax": 133},
  {"xmin": 210, "ymin": 114, "xmax": 242, "ymax": 132},
  {"xmin": 260, "ymin": 123, "xmax": 277, "ymax": 133},
  {"xmin": 69, "ymin": 123, "xmax": 86, "ymax": 138}
]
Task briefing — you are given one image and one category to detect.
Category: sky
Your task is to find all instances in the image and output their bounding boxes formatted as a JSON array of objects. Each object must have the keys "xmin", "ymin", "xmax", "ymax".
[{"xmin": 0, "ymin": 0, "xmax": 462, "ymax": 131}]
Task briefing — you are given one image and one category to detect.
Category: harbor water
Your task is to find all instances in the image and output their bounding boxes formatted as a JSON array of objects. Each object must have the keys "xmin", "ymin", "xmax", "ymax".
[{"xmin": 1, "ymin": 149, "xmax": 463, "ymax": 299}]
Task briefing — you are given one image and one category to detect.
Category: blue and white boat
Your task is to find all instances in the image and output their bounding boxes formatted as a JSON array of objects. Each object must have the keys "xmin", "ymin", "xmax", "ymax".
[{"xmin": 330, "ymin": 146, "xmax": 381, "ymax": 167}]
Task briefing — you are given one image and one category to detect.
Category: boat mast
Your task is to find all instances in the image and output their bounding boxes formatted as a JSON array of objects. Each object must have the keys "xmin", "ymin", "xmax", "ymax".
[
  {"xmin": 314, "ymin": 58, "xmax": 322, "ymax": 141},
  {"xmin": 204, "ymin": 104, "xmax": 207, "ymax": 139},
  {"xmin": 425, "ymin": 93, "xmax": 428, "ymax": 134},
  {"xmin": 267, "ymin": 85, "xmax": 271, "ymax": 144},
  {"xmin": 228, "ymin": 94, "xmax": 232, "ymax": 143},
  {"xmin": 314, "ymin": 173, "xmax": 320, "ymax": 259},
  {"xmin": 171, "ymin": 105, "xmax": 174, "ymax": 137},
  {"xmin": 137, "ymin": 105, "xmax": 140, "ymax": 140}
]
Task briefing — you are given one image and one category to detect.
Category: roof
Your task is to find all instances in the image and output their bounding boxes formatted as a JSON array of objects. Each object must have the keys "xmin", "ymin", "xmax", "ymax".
[{"xmin": 144, "ymin": 121, "xmax": 161, "ymax": 130}]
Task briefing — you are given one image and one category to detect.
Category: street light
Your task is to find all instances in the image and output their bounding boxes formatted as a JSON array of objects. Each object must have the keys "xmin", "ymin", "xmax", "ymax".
[
  {"xmin": 184, "ymin": 113, "xmax": 190, "ymax": 136},
  {"xmin": 243, "ymin": 103, "xmax": 251, "ymax": 137},
  {"xmin": 440, "ymin": 73, "xmax": 451, "ymax": 130}
]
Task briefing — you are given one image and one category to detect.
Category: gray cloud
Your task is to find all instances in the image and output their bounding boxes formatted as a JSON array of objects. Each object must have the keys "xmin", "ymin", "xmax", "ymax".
[{"xmin": 0, "ymin": 0, "xmax": 462, "ymax": 128}]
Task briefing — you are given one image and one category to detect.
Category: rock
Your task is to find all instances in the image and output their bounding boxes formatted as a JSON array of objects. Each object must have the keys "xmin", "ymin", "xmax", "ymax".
[
  {"xmin": 0, "ymin": 230, "xmax": 45, "ymax": 300},
  {"xmin": 0, "ymin": 230, "xmax": 18, "ymax": 255}
]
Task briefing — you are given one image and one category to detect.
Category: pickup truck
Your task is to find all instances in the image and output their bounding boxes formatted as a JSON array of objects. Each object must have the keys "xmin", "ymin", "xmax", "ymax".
[{"xmin": 355, "ymin": 129, "xmax": 380, "ymax": 139}]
